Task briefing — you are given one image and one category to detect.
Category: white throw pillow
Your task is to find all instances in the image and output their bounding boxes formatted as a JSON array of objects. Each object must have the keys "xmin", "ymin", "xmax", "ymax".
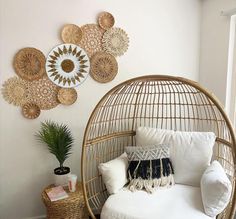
[
  {"xmin": 136, "ymin": 127, "xmax": 216, "ymax": 186},
  {"xmin": 98, "ymin": 153, "xmax": 128, "ymax": 194},
  {"xmin": 201, "ymin": 161, "xmax": 232, "ymax": 217}
]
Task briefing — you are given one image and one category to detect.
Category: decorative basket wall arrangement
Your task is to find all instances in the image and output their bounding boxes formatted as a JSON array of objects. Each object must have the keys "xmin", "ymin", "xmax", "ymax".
[{"xmin": 1, "ymin": 11, "xmax": 129, "ymax": 119}]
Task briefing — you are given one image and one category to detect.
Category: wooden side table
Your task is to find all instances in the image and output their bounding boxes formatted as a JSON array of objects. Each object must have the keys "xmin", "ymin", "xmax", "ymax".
[{"xmin": 42, "ymin": 182, "xmax": 88, "ymax": 219}]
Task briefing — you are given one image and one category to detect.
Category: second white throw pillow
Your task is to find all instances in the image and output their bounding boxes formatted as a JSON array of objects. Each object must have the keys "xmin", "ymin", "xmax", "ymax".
[
  {"xmin": 201, "ymin": 160, "xmax": 232, "ymax": 217},
  {"xmin": 98, "ymin": 153, "xmax": 128, "ymax": 194}
]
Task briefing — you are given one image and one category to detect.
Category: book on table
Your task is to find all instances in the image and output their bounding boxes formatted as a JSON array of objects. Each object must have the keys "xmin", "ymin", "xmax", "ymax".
[{"xmin": 46, "ymin": 186, "xmax": 69, "ymax": 202}]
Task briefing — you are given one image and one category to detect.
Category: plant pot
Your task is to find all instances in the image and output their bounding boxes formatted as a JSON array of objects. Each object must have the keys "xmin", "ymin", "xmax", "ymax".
[{"xmin": 54, "ymin": 166, "xmax": 70, "ymax": 186}]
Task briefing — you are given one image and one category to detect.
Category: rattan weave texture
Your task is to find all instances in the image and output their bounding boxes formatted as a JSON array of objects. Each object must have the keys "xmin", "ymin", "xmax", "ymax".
[
  {"xmin": 81, "ymin": 75, "xmax": 236, "ymax": 219},
  {"xmin": 42, "ymin": 183, "xmax": 88, "ymax": 219}
]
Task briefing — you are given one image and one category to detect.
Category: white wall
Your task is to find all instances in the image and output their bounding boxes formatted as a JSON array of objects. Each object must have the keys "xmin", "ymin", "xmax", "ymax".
[
  {"xmin": 0, "ymin": 0, "xmax": 201, "ymax": 218},
  {"xmin": 199, "ymin": 0, "xmax": 236, "ymax": 104},
  {"xmin": 225, "ymin": 15, "xmax": 236, "ymax": 123}
]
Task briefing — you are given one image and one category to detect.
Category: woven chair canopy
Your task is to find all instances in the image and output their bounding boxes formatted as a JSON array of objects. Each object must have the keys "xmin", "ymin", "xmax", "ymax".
[{"xmin": 81, "ymin": 75, "xmax": 236, "ymax": 219}]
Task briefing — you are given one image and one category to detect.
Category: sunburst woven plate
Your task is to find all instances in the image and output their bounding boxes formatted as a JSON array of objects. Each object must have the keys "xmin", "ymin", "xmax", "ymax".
[
  {"xmin": 61, "ymin": 24, "xmax": 83, "ymax": 45},
  {"xmin": 90, "ymin": 52, "xmax": 118, "ymax": 83},
  {"xmin": 13, "ymin": 47, "xmax": 46, "ymax": 81},
  {"xmin": 102, "ymin": 27, "xmax": 129, "ymax": 57},
  {"xmin": 58, "ymin": 88, "xmax": 77, "ymax": 105},
  {"xmin": 46, "ymin": 43, "xmax": 90, "ymax": 88},
  {"xmin": 78, "ymin": 24, "xmax": 105, "ymax": 57},
  {"xmin": 2, "ymin": 76, "xmax": 30, "ymax": 106},
  {"xmin": 28, "ymin": 76, "xmax": 59, "ymax": 110},
  {"xmin": 98, "ymin": 12, "xmax": 115, "ymax": 30},
  {"xmin": 22, "ymin": 103, "xmax": 40, "ymax": 119}
]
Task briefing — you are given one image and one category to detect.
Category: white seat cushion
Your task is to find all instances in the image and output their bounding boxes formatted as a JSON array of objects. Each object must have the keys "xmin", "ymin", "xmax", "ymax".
[{"xmin": 101, "ymin": 184, "xmax": 214, "ymax": 219}]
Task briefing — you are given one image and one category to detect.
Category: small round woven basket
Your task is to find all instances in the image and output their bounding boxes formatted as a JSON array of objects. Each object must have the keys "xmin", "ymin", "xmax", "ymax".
[
  {"xmin": 90, "ymin": 51, "xmax": 118, "ymax": 83},
  {"xmin": 61, "ymin": 24, "xmax": 83, "ymax": 45},
  {"xmin": 58, "ymin": 88, "xmax": 77, "ymax": 105},
  {"xmin": 42, "ymin": 183, "xmax": 88, "ymax": 219},
  {"xmin": 98, "ymin": 12, "xmax": 115, "ymax": 30}
]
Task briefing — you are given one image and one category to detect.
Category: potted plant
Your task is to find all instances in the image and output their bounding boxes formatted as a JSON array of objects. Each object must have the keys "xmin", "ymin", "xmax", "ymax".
[{"xmin": 36, "ymin": 120, "xmax": 74, "ymax": 186}]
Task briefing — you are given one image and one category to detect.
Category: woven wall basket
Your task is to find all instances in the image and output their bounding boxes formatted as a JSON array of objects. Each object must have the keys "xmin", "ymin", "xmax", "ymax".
[
  {"xmin": 22, "ymin": 103, "xmax": 41, "ymax": 119},
  {"xmin": 1, "ymin": 76, "xmax": 30, "ymax": 106},
  {"xmin": 90, "ymin": 52, "xmax": 118, "ymax": 83},
  {"xmin": 61, "ymin": 24, "xmax": 83, "ymax": 45},
  {"xmin": 28, "ymin": 77, "xmax": 59, "ymax": 110},
  {"xmin": 46, "ymin": 44, "xmax": 90, "ymax": 88},
  {"xmin": 98, "ymin": 12, "xmax": 115, "ymax": 30},
  {"xmin": 102, "ymin": 27, "xmax": 129, "ymax": 57},
  {"xmin": 57, "ymin": 88, "xmax": 77, "ymax": 105},
  {"xmin": 78, "ymin": 24, "xmax": 105, "ymax": 57},
  {"xmin": 13, "ymin": 47, "xmax": 46, "ymax": 81}
]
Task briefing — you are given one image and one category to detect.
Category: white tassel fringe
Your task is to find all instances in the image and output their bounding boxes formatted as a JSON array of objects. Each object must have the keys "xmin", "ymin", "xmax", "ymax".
[{"xmin": 128, "ymin": 174, "xmax": 175, "ymax": 193}]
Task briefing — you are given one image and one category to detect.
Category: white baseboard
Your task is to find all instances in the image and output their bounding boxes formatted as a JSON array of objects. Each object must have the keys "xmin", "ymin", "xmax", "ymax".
[{"xmin": 24, "ymin": 215, "xmax": 46, "ymax": 219}]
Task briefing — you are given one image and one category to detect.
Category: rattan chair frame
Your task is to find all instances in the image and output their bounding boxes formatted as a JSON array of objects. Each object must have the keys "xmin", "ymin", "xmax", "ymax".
[{"xmin": 81, "ymin": 75, "xmax": 236, "ymax": 219}]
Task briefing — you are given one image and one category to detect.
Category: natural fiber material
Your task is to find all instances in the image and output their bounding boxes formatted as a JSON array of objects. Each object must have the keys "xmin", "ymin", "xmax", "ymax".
[
  {"xmin": 128, "ymin": 176, "xmax": 175, "ymax": 194},
  {"xmin": 28, "ymin": 76, "xmax": 59, "ymax": 110},
  {"xmin": 102, "ymin": 27, "xmax": 129, "ymax": 57},
  {"xmin": 46, "ymin": 44, "xmax": 90, "ymax": 88},
  {"xmin": 78, "ymin": 24, "xmax": 105, "ymax": 57},
  {"xmin": 22, "ymin": 103, "xmax": 40, "ymax": 119},
  {"xmin": 1, "ymin": 76, "xmax": 30, "ymax": 106},
  {"xmin": 81, "ymin": 75, "xmax": 236, "ymax": 219},
  {"xmin": 42, "ymin": 183, "xmax": 88, "ymax": 219},
  {"xmin": 98, "ymin": 12, "xmax": 115, "ymax": 30},
  {"xmin": 90, "ymin": 52, "xmax": 118, "ymax": 83},
  {"xmin": 13, "ymin": 47, "xmax": 46, "ymax": 81},
  {"xmin": 61, "ymin": 24, "xmax": 83, "ymax": 45},
  {"xmin": 58, "ymin": 88, "xmax": 77, "ymax": 105}
]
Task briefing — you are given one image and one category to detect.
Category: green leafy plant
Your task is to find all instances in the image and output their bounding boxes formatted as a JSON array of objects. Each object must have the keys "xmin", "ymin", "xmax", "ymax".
[{"xmin": 36, "ymin": 120, "xmax": 74, "ymax": 174}]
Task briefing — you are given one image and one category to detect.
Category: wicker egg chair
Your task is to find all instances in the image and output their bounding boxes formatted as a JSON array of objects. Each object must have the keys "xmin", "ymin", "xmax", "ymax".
[{"xmin": 81, "ymin": 75, "xmax": 236, "ymax": 219}]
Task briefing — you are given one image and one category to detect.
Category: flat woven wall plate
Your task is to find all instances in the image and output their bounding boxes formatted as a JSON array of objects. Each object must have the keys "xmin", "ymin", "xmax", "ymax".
[
  {"xmin": 13, "ymin": 47, "xmax": 46, "ymax": 81},
  {"xmin": 28, "ymin": 76, "xmax": 59, "ymax": 110},
  {"xmin": 102, "ymin": 27, "xmax": 129, "ymax": 57},
  {"xmin": 46, "ymin": 44, "xmax": 90, "ymax": 88},
  {"xmin": 61, "ymin": 24, "xmax": 83, "ymax": 45},
  {"xmin": 58, "ymin": 88, "xmax": 77, "ymax": 105},
  {"xmin": 78, "ymin": 24, "xmax": 105, "ymax": 57},
  {"xmin": 22, "ymin": 103, "xmax": 40, "ymax": 119},
  {"xmin": 90, "ymin": 52, "xmax": 118, "ymax": 83},
  {"xmin": 2, "ymin": 76, "xmax": 30, "ymax": 106},
  {"xmin": 98, "ymin": 12, "xmax": 115, "ymax": 30}
]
